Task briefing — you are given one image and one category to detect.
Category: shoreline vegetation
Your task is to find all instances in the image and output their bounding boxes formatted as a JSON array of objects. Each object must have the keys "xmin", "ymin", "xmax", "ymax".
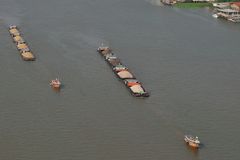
[
  {"xmin": 172, "ymin": 0, "xmax": 240, "ymax": 9},
  {"xmin": 174, "ymin": 2, "xmax": 213, "ymax": 8}
]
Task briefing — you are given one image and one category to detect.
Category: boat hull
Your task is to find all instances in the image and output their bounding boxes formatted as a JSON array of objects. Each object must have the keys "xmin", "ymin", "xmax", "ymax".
[
  {"xmin": 184, "ymin": 136, "xmax": 200, "ymax": 148},
  {"xmin": 188, "ymin": 142, "xmax": 199, "ymax": 148},
  {"xmin": 51, "ymin": 84, "xmax": 61, "ymax": 88}
]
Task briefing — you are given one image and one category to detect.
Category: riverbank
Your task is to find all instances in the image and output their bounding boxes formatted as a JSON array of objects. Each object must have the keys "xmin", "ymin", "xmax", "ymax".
[{"xmin": 174, "ymin": 2, "xmax": 213, "ymax": 8}]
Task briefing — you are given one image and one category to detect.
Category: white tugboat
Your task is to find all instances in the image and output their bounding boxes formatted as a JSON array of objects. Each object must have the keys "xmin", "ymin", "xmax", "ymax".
[
  {"xmin": 212, "ymin": 14, "xmax": 218, "ymax": 18},
  {"xmin": 184, "ymin": 135, "xmax": 200, "ymax": 148}
]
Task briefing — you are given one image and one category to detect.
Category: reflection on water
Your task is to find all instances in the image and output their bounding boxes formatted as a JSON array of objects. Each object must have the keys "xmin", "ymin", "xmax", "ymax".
[
  {"xmin": 185, "ymin": 144, "xmax": 199, "ymax": 157},
  {"xmin": 51, "ymin": 86, "xmax": 61, "ymax": 93}
]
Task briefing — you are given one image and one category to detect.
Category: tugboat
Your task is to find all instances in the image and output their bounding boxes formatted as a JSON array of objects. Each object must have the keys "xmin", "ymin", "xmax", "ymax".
[
  {"xmin": 97, "ymin": 44, "xmax": 112, "ymax": 57},
  {"xmin": 50, "ymin": 78, "xmax": 61, "ymax": 89},
  {"xmin": 184, "ymin": 135, "xmax": 200, "ymax": 148}
]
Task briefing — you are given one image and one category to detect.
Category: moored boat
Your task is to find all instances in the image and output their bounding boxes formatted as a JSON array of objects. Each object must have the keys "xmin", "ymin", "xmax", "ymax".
[
  {"xmin": 161, "ymin": 0, "xmax": 176, "ymax": 5},
  {"xmin": 184, "ymin": 135, "xmax": 200, "ymax": 148},
  {"xmin": 50, "ymin": 78, "xmax": 61, "ymax": 88},
  {"xmin": 228, "ymin": 16, "xmax": 240, "ymax": 23},
  {"xmin": 212, "ymin": 14, "xmax": 219, "ymax": 18}
]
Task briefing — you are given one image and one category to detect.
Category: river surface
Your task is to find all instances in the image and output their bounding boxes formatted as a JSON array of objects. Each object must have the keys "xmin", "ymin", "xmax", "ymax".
[{"xmin": 0, "ymin": 0, "xmax": 240, "ymax": 159}]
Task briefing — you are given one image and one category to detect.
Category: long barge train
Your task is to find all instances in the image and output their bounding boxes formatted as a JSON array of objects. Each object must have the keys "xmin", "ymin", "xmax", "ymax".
[
  {"xmin": 97, "ymin": 45, "xmax": 149, "ymax": 97},
  {"xmin": 8, "ymin": 25, "xmax": 35, "ymax": 61}
]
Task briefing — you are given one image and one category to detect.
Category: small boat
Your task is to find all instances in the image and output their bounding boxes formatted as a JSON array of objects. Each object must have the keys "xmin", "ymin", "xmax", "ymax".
[
  {"xmin": 184, "ymin": 135, "xmax": 200, "ymax": 148},
  {"xmin": 50, "ymin": 78, "xmax": 61, "ymax": 88},
  {"xmin": 228, "ymin": 16, "xmax": 240, "ymax": 23},
  {"xmin": 161, "ymin": 0, "xmax": 176, "ymax": 6},
  {"xmin": 212, "ymin": 14, "xmax": 218, "ymax": 18}
]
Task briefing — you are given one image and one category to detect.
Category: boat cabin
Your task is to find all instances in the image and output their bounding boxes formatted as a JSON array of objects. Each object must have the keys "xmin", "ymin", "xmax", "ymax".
[
  {"xmin": 98, "ymin": 46, "xmax": 112, "ymax": 56},
  {"xmin": 113, "ymin": 64, "xmax": 128, "ymax": 72},
  {"xmin": 107, "ymin": 56, "xmax": 121, "ymax": 67},
  {"xmin": 217, "ymin": 8, "xmax": 240, "ymax": 18}
]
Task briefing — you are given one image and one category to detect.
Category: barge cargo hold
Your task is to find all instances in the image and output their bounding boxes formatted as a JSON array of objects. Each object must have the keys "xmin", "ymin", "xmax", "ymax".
[
  {"xmin": 8, "ymin": 25, "xmax": 35, "ymax": 61},
  {"xmin": 97, "ymin": 45, "xmax": 149, "ymax": 97}
]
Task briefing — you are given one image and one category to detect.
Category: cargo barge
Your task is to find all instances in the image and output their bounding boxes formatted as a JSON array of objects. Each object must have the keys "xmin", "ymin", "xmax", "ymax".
[
  {"xmin": 8, "ymin": 25, "xmax": 35, "ymax": 61},
  {"xmin": 97, "ymin": 45, "xmax": 149, "ymax": 97}
]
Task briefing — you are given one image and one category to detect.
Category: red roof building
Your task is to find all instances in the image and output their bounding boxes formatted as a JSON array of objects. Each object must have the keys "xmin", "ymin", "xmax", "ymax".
[{"xmin": 231, "ymin": 2, "xmax": 240, "ymax": 11}]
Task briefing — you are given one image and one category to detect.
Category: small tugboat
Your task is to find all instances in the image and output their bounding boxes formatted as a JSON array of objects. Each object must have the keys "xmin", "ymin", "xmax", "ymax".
[
  {"xmin": 97, "ymin": 45, "xmax": 112, "ymax": 57},
  {"xmin": 184, "ymin": 135, "xmax": 200, "ymax": 148},
  {"xmin": 50, "ymin": 78, "xmax": 61, "ymax": 89}
]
